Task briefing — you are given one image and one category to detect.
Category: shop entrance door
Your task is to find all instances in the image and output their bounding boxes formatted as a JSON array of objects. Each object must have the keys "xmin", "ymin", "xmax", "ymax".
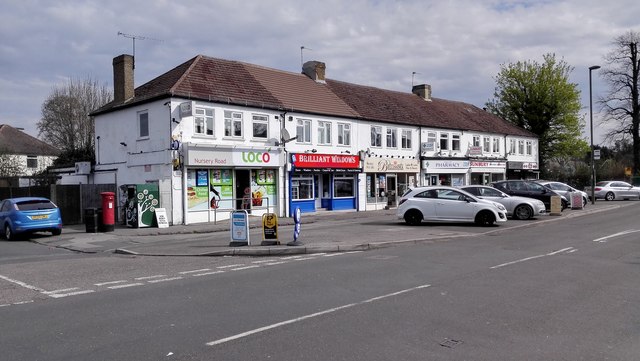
[
  {"xmin": 235, "ymin": 169, "xmax": 251, "ymax": 211},
  {"xmin": 387, "ymin": 175, "xmax": 397, "ymax": 207}
]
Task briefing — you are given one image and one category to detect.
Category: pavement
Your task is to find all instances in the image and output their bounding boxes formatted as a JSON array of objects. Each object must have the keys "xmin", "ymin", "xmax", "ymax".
[{"xmin": 29, "ymin": 201, "xmax": 629, "ymax": 257}]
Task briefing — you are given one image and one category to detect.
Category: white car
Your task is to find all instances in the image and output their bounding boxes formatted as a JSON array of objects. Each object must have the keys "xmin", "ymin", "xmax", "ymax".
[
  {"xmin": 461, "ymin": 185, "xmax": 546, "ymax": 220},
  {"xmin": 397, "ymin": 186, "xmax": 508, "ymax": 226},
  {"xmin": 535, "ymin": 180, "xmax": 589, "ymax": 207}
]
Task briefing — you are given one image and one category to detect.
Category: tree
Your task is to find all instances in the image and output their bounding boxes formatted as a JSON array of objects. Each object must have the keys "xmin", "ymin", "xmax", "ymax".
[
  {"xmin": 0, "ymin": 148, "xmax": 24, "ymax": 177},
  {"xmin": 600, "ymin": 31, "xmax": 640, "ymax": 174},
  {"xmin": 38, "ymin": 76, "xmax": 112, "ymax": 164},
  {"xmin": 485, "ymin": 53, "xmax": 588, "ymax": 178}
]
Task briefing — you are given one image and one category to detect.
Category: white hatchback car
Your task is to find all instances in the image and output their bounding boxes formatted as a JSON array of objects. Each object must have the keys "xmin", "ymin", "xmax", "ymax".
[{"xmin": 397, "ymin": 186, "xmax": 508, "ymax": 226}]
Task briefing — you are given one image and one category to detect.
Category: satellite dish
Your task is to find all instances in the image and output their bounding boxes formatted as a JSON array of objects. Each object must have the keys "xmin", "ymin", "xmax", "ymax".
[{"xmin": 281, "ymin": 129, "xmax": 296, "ymax": 143}]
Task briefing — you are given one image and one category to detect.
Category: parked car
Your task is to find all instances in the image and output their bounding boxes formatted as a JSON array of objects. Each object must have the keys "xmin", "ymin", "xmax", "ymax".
[
  {"xmin": 461, "ymin": 185, "xmax": 546, "ymax": 220},
  {"xmin": 535, "ymin": 180, "xmax": 589, "ymax": 207},
  {"xmin": 491, "ymin": 180, "xmax": 568, "ymax": 211},
  {"xmin": 586, "ymin": 181, "xmax": 640, "ymax": 201},
  {"xmin": 397, "ymin": 186, "xmax": 507, "ymax": 226},
  {"xmin": 0, "ymin": 197, "xmax": 63, "ymax": 241}
]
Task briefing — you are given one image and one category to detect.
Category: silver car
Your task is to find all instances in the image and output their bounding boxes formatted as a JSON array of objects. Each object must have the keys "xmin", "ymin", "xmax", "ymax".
[
  {"xmin": 589, "ymin": 181, "xmax": 640, "ymax": 201},
  {"xmin": 461, "ymin": 185, "xmax": 546, "ymax": 220},
  {"xmin": 535, "ymin": 180, "xmax": 588, "ymax": 207}
]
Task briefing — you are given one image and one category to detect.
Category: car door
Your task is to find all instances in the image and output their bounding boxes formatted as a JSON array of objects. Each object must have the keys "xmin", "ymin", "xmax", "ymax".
[
  {"xmin": 0, "ymin": 200, "xmax": 8, "ymax": 225},
  {"xmin": 611, "ymin": 182, "xmax": 630, "ymax": 198},
  {"xmin": 411, "ymin": 189, "xmax": 438, "ymax": 220},
  {"xmin": 524, "ymin": 182, "xmax": 552, "ymax": 208},
  {"xmin": 434, "ymin": 189, "xmax": 474, "ymax": 220}
]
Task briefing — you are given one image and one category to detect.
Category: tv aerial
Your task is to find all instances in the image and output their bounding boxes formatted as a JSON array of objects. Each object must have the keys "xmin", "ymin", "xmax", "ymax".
[{"xmin": 117, "ymin": 32, "xmax": 163, "ymax": 69}]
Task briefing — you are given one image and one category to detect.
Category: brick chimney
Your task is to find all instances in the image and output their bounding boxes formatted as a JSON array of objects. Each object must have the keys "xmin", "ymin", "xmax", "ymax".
[
  {"xmin": 412, "ymin": 84, "xmax": 432, "ymax": 101},
  {"xmin": 302, "ymin": 61, "xmax": 326, "ymax": 83},
  {"xmin": 113, "ymin": 54, "xmax": 134, "ymax": 103}
]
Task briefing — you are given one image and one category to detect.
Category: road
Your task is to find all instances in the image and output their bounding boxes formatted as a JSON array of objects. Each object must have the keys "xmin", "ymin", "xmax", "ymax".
[{"xmin": 1, "ymin": 203, "xmax": 639, "ymax": 360}]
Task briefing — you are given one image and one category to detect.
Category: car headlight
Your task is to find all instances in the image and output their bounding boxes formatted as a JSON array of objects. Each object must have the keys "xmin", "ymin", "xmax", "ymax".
[{"xmin": 494, "ymin": 203, "xmax": 506, "ymax": 211}]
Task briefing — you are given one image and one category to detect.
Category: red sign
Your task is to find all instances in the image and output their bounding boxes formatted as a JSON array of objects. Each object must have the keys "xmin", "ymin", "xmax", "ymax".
[{"xmin": 292, "ymin": 153, "xmax": 360, "ymax": 169}]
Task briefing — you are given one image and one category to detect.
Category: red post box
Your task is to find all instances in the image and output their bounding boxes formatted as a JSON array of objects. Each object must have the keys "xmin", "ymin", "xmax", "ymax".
[{"xmin": 101, "ymin": 192, "xmax": 116, "ymax": 232}]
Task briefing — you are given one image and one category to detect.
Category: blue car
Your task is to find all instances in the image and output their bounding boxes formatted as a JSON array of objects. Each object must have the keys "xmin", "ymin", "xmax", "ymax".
[{"xmin": 0, "ymin": 197, "xmax": 63, "ymax": 241}]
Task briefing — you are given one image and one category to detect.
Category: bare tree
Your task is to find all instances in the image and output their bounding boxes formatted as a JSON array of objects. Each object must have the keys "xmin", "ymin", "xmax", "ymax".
[
  {"xmin": 600, "ymin": 31, "xmax": 640, "ymax": 174},
  {"xmin": 38, "ymin": 75, "xmax": 112, "ymax": 155}
]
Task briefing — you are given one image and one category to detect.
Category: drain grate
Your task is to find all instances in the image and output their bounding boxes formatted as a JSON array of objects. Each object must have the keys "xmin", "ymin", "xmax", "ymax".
[{"xmin": 439, "ymin": 338, "xmax": 463, "ymax": 348}]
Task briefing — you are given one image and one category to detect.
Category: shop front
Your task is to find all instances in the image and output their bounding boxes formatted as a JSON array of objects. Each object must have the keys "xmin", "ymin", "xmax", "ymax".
[
  {"xmin": 469, "ymin": 160, "xmax": 506, "ymax": 185},
  {"xmin": 363, "ymin": 156, "xmax": 419, "ymax": 210},
  {"xmin": 289, "ymin": 153, "xmax": 361, "ymax": 214},
  {"xmin": 422, "ymin": 159, "xmax": 470, "ymax": 187},
  {"xmin": 507, "ymin": 161, "xmax": 540, "ymax": 180},
  {"xmin": 183, "ymin": 145, "xmax": 282, "ymax": 224}
]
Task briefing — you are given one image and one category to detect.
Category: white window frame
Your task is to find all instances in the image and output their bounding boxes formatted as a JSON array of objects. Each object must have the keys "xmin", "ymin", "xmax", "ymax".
[
  {"xmin": 296, "ymin": 119, "xmax": 312, "ymax": 143},
  {"xmin": 386, "ymin": 128, "xmax": 398, "ymax": 148},
  {"xmin": 473, "ymin": 135, "xmax": 481, "ymax": 147},
  {"xmin": 251, "ymin": 113, "xmax": 268, "ymax": 140},
  {"xmin": 439, "ymin": 133, "xmax": 449, "ymax": 151},
  {"xmin": 194, "ymin": 107, "xmax": 214, "ymax": 137},
  {"xmin": 509, "ymin": 139, "xmax": 517, "ymax": 154},
  {"xmin": 492, "ymin": 138, "xmax": 500, "ymax": 153},
  {"xmin": 318, "ymin": 121, "xmax": 332, "ymax": 145},
  {"xmin": 224, "ymin": 111, "xmax": 243, "ymax": 138},
  {"xmin": 138, "ymin": 111, "xmax": 149, "ymax": 139},
  {"xmin": 452, "ymin": 134, "xmax": 461, "ymax": 151},
  {"xmin": 526, "ymin": 140, "xmax": 533, "ymax": 155},
  {"xmin": 26, "ymin": 156, "xmax": 38, "ymax": 168},
  {"xmin": 291, "ymin": 175, "xmax": 314, "ymax": 200},
  {"xmin": 483, "ymin": 136, "xmax": 491, "ymax": 153},
  {"xmin": 518, "ymin": 140, "xmax": 525, "ymax": 154},
  {"xmin": 401, "ymin": 129, "xmax": 412, "ymax": 149},
  {"xmin": 337, "ymin": 123, "xmax": 351, "ymax": 146},
  {"xmin": 371, "ymin": 126, "xmax": 382, "ymax": 147}
]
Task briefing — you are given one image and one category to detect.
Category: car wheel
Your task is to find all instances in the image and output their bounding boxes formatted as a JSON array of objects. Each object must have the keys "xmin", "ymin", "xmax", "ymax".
[
  {"xmin": 513, "ymin": 205, "xmax": 533, "ymax": 220},
  {"xmin": 5, "ymin": 224, "xmax": 15, "ymax": 241},
  {"xmin": 404, "ymin": 209, "xmax": 423, "ymax": 226},
  {"xmin": 583, "ymin": 197, "xmax": 588, "ymax": 206},
  {"xmin": 475, "ymin": 210, "xmax": 496, "ymax": 226},
  {"xmin": 52, "ymin": 229, "xmax": 62, "ymax": 236},
  {"xmin": 605, "ymin": 192, "xmax": 615, "ymax": 201}
]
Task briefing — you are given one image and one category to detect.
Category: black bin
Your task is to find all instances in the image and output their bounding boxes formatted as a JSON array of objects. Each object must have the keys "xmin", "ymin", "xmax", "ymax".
[{"xmin": 84, "ymin": 208, "xmax": 98, "ymax": 233}]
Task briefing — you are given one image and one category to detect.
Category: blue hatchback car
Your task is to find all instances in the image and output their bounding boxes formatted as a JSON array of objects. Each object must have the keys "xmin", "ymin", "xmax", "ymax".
[{"xmin": 0, "ymin": 197, "xmax": 63, "ymax": 241}]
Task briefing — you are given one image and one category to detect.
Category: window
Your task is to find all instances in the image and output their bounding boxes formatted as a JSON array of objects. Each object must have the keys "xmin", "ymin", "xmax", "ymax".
[
  {"xmin": 482, "ymin": 136, "xmax": 490, "ymax": 153},
  {"xmin": 439, "ymin": 133, "xmax": 449, "ymax": 150},
  {"xmin": 492, "ymin": 138, "xmax": 500, "ymax": 153},
  {"xmin": 252, "ymin": 114, "xmax": 268, "ymax": 139},
  {"xmin": 318, "ymin": 121, "xmax": 332, "ymax": 145},
  {"xmin": 509, "ymin": 139, "xmax": 517, "ymax": 154},
  {"xmin": 334, "ymin": 175, "xmax": 355, "ymax": 197},
  {"xmin": 518, "ymin": 140, "xmax": 525, "ymax": 154},
  {"xmin": 401, "ymin": 129, "xmax": 412, "ymax": 149},
  {"xmin": 224, "ymin": 111, "xmax": 243, "ymax": 137},
  {"xmin": 27, "ymin": 156, "xmax": 37, "ymax": 168},
  {"xmin": 473, "ymin": 135, "xmax": 481, "ymax": 147},
  {"xmin": 337, "ymin": 123, "xmax": 351, "ymax": 146},
  {"xmin": 138, "ymin": 111, "xmax": 149, "ymax": 138},
  {"xmin": 194, "ymin": 108, "xmax": 214, "ymax": 136},
  {"xmin": 526, "ymin": 140, "xmax": 532, "ymax": 155},
  {"xmin": 452, "ymin": 134, "xmax": 460, "ymax": 151},
  {"xmin": 386, "ymin": 128, "xmax": 397, "ymax": 148},
  {"xmin": 296, "ymin": 119, "xmax": 311, "ymax": 143},
  {"xmin": 291, "ymin": 176, "xmax": 313, "ymax": 200},
  {"xmin": 371, "ymin": 126, "xmax": 382, "ymax": 147}
]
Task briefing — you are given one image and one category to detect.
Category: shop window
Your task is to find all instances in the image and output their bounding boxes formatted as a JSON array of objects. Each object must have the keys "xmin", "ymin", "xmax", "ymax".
[
  {"xmin": 371, "ymin": 126, "xmax": 382, "ymax": 147},
  {"xmin": 334, "ymin": 175, "xmax": 354, "ymax": 198},
  {"xmin": 292, "ymin": 176, "xmax": 313, "ymax": 200}
]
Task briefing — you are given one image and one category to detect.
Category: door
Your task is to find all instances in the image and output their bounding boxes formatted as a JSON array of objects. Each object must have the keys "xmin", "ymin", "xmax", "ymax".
[
  {"xmin": 235, "ymin": 169, "xmax": 251, "ymax": 211},
  {"xmin": 435, "ymin": 189, "xmax": 474, "ymax": 220},
  {"xmin": 314, "ymin": 174, "xmax": 322, "ymax": 209},
  {"xmin": 387, "ymin": 175, "xmax": 397, "ymax": 207}
]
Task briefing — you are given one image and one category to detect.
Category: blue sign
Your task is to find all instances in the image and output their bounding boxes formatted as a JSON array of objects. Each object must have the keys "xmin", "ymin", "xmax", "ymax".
[{"xmin": 230, "ymin": 210, "xmax": 249, "ymax": 245}]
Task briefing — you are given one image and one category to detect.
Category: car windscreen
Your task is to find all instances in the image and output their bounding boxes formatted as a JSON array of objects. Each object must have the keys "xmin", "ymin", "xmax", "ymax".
[{"xmin": 15, "ymin": 200, "xmax": 57, "ymax": 211}]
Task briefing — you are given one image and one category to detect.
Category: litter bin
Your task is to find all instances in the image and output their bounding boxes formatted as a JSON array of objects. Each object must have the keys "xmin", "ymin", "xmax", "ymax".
[
  {"xmin": 97, "ymin": 208, "xmax": 105, "ymax": 232},
  {"xmin": 84, "ymin": 207, "xmax": 98, "ymax": 233}
]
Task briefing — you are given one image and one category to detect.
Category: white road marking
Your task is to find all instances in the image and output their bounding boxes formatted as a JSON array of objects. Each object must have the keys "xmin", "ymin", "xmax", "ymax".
[
  {"xmin": 280, "ymin": 255, "xmax": 303, "ymax": 260},
  {"xmin": 264, "ymin": 261, "xmax": 286, "ymax": 266},
  {"xmin": 147, "ymin": 277, "xmax": 183, "ymax": 284},
  {"xmin": 206, "ymin": 284, "xmax": 431, "ymax": 347},
  {"xmin": 192, "ymin": 271, "xmax": 225, "ymax": 277},
  {"xmin": 217, "ymin": 264, "xmax": 246, "ymax": 269},
  {"xmin": 344, "ymin": 251, "xmax": 364, "ymax": 254},
  {"xmin": 491, "ymin": 247, "xmax": 575, "ymax": 269},
  {"xmin": 135, "ymin": 275, "xmax": 168, "ymax": 280},
  {"xmin": 0, "ymin": 304, "xmax": 10, "ymax": 307},
  {"xmin": 293, "ymin": 257, "xmax": 317, "ymax": 261},
  {"xmin": 95, "ymin": 280, "xmax": 128, "ymax": 286},
  {"xmin": 48, "ymin": 290, "xmax": 95, "ymax": 298},
  {"xmin": 251, "ymin": 260, "xmax": 273, "ymax": 264},
  {"xmin": 108, "ymin": 283, "xmax": 144, "ymax": 289},
  {"xmin": 12, "ymin": 300, "xmax": 34, "ymax": 305},
  {"xmin": 230, "ymin": 265, "xmax": 260, "ymax": 271},
  {"xmin": 179, "ymin": 269, "xmax": 211, "ymax": 275},
  {"xmin": 0, "ymin": 274, "xmax": 46, "ymax": 293},
  {"xmin": 323, "ymin": 253, "xmax": 347, "ymax": 257},
  {"xmin": 43, "ymin": 288, "xmax": 79, "ymax": 294},
  {"xmin": 593, "ymin": 229, "xmax": 640, "ymax": 243}
]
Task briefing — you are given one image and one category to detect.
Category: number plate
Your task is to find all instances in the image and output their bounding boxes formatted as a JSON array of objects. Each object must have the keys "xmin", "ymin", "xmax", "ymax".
[{"xmin": 31, "ymin": 215, "xmax": 48, "ymax": 220}]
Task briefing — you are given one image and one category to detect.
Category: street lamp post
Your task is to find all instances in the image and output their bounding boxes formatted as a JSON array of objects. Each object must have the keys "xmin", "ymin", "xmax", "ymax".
[{"xmin": 589, "ymin": 65, "xmax": 601, "ymax": 205}]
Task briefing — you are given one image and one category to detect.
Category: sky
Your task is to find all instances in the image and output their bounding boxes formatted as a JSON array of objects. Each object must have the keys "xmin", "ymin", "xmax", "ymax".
[{"xmin": 1, "ymin": 0, "xmax": 637, "ymax": 146}]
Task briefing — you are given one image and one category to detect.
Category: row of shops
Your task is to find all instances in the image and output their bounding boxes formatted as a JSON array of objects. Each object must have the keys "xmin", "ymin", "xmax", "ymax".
[{"xmin": 179, "ymin": 145, "xmax": 538, "ymax": 223}]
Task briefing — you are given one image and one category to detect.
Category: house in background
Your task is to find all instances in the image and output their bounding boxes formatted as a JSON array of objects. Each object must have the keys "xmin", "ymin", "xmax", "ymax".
[{"xmin": 0, "ymin": 124, "xmax": 60, "ymax": 187}]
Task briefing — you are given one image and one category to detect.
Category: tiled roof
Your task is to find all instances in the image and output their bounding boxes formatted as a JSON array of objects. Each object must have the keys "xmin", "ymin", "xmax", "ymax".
[
  {"xmin": 0, "ymin": 124, "xmax": 60, "ymax": 156},
  {"xmin": 93, "ymin": 55, "xmax": 535, "ymax": 137}
]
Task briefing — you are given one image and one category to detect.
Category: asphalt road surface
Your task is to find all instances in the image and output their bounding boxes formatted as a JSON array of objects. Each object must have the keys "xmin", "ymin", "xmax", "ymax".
[{"xmin": 1, "ymin": 203, "xmax": 639, "ymax": 360}]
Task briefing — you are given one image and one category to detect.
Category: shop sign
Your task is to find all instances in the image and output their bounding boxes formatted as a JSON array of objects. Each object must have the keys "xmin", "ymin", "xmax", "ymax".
[
  {"xmin": 468, "ymin": 146, "xmax": 483, "ymax": 156},
  {"xmin": 291, "ymin": 153, "xmax": 360, "ymax": 169},
  {"xmin": 508, "ymin": 161, "xmax": 538, "ymax": 170},
  {"xmin": 423, "ymin": 160, "xmax": 470, "ymax": 169},
  {"xmin": 421, "ymin": 142, "xmax": 435, "ymax": 152},
  {"xmin": 363, "ymin": 158, "xmax": 419, "ymax": 173},
  {"xmin": 470, "ymin": 161, "xmax": 506, "ymax": 168},
  {"xmin": 186, "ymin": 148, "xmax": 281, "ymax": 167}
]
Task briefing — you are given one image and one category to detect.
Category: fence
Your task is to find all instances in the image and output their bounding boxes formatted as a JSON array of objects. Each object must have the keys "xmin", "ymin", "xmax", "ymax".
[
  {"xmin": 0, "ymin": 183, "xmax": 117, "ymax": 225},
  {"xmin": 210, "ymin": 196, "xmax": 272, "ymax": 224}
]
